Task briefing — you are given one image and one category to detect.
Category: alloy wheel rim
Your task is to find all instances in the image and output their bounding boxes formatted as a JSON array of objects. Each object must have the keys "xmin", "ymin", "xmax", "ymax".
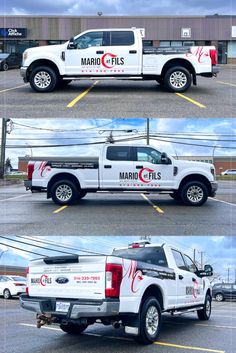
[
  {"xmin": 34, "ymin": 71, "xmax": 51, "ymax": 88},
  {"xmin": 187, "ymin": 185, "xmax": 204, "ymax": 203},
  {"xmin": 55, "ymin": 184, "xmax": 73, "ymax": 202},
  {"xmin": 170, "ymin": 71, "xmax": 187, "ymax": 88},
  {"xmin": 145, "ymin": 305, "xmax": 159, "ymax": 336},
  {"xmin": 216, "ymin": 294, "xmax": 223, "ymax": 301},
  {"xmin": 205, "ymin": 299, "xmax": 211, "ymax": 316}
]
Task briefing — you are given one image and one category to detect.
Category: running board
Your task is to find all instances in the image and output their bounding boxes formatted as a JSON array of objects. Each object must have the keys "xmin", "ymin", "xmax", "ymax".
[
  {"xmin": 62, "ymin": 76, "xmax": 143, "ymax": 80},
  {"xmin": 171, "ymin": 306, "xmax": 203, "ymax": 315}
]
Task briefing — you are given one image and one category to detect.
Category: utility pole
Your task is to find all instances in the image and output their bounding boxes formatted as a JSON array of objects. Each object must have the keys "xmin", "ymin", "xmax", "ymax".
[
  {"xmin": 193, "ymin": 249, "xmax": 196, "ymax": 264},
  {"xmin": 146, "ymin": 118, "xmax": 150, "ymax": 145},
  {"xmin": 0, "ymin": 118, "xmax": 8, "ymax": 179},
  {"xmin": 227, "ymin": 268, "xmax": 230, "ymax": 282},
  {"xmin": 198, "ymin": 251, "xmax": 206, "ymax": 269}
]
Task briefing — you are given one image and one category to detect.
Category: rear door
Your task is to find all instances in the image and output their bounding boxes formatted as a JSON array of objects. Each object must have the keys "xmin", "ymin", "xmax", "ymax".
[{"xmin": 28, "ymin": 256, "xmax": 107, "ymax": 300}]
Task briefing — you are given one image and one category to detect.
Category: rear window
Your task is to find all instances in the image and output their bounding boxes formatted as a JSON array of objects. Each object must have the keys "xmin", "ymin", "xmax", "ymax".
[
  {"xmin": 106, "ymin": 146, "xmax": 131, "ymax": 161},
  {"xmin": 112, "ymin": 246, "xmax": 168, "ymax": 267},
  {"xmin": 110, "ymin": 31, "xmax": 134, "ymax": 46}
]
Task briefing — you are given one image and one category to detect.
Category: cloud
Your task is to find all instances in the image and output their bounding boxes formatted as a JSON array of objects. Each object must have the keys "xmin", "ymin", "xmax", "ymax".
[{"xmin": 1, "ymin": 0, "xmax": 235, "ymax": 15}]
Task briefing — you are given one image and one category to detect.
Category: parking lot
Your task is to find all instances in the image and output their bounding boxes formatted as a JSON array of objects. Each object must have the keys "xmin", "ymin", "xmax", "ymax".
[
  {"xmin": 0, "ymin": 180, "xmax": 235, "ymax": 236},
  {"xmin": 0, "ymin": 66, "xmax": 235, "ymax": 119},
  {"xmin": 0, "ymin": 298, "xmax": 235, "ymax": 353}
]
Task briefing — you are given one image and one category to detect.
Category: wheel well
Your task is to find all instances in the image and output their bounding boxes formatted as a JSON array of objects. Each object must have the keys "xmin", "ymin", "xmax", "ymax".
[
  {"xmin": 179, "ymin": 174, "xmax": 211, "ymax": 195},
  {"xmin": 47, "ymin": 173, "xmax": 81, "ymax": 198},
  {"xmin": 206, "ymin": 288, "xmax": 212, "ymax": 300},
  {"xmin": 141, "ymin": 285, "xmax": 164, "ymax": 310},
  {"xmin": 161, "ymin": 59, "xmax": 196, "ymax": 81},
  {"xmin": 28, "ymin": 59, "xmax": 60, "ymax": 79}
]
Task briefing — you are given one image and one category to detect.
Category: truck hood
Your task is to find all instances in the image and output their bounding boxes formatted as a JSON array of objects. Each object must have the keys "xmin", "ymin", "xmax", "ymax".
[
  {"xmin": 24, "ymin": 43, "xmax": 66, "ymax": 56},
  {"xmin": 174, "ymin": 159, "xmax": 214, "ymax": 170}
]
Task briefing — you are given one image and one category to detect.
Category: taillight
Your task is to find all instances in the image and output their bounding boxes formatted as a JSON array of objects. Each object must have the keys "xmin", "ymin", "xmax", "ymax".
[
  {"xmin": 26, "ymin": 267, "xmax": 29, "ymax": 295},
  {"xmin": 105, "ymin": 264, "xmax": 122, "ymax": 298},
  {"xmin": 27, "ymin": 162, "xmax": 35, "ymax": 180},
  {"xmin": 210, "ymin": 49, "xmax": 217, "ymax": 65}
]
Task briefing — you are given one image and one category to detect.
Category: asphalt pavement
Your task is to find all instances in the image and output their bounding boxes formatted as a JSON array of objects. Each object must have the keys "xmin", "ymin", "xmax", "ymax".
[
  {"xmin": 0, "ymin": 181, "xmax": 235, "ymax": 236},
  {"xmin": 0, "ymin": 298, "xmax": 235, "ymax": 353},
  {"xmin": 0, "ymin": 66, "xmax": 235, "ymax": 118}
]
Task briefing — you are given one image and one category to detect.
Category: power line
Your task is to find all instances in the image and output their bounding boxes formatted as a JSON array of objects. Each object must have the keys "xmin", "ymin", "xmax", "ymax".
[
  {"xmin": 13, "ymin": 121, "xmax": 113, "ymax": 132},
  {"xmin": 0, "ymin": 241, "xmax": 47, "ymax": 257}
]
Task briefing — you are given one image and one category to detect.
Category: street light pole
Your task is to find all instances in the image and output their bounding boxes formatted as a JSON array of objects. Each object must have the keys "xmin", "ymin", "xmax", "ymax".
[
  {"xmin": 0, "ymin": 118, "xmax": 8, "ymax": 179},
  {"xmin": 146, "ymin": 118, "xmax": 150, "ymax": 145}
]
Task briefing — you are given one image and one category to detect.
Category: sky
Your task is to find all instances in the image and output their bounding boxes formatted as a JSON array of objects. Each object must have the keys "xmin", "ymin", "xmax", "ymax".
[
  {"xmin": 2, "ymin": 118, "xmax": 236, "ymax": 168},
  {"xmin": 0, "ymin": 0, "xmax": 235, "ymax": 16},
  {"xmin": 0, "ymin": 235, "xmax": 235, "ymax": 283}
]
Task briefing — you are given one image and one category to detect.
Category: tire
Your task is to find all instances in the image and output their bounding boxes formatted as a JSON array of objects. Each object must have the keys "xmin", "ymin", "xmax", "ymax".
[
  {"xmin": 60, "ymin": 323, "xmax": 88, "ymax": 335},
  {"xmin": 197, "ymin": 294, "xmax": 211, "ymax": 320},
  {"xmin": 215, "ymin": 293, "xmax": 224, "ymax": 302},
  {"xmin": 169, "ymin": 192, "xmax": 181, "ymax": 202},
  {"xmin": 135, "ymin": 296, "xmax": 162, "ymax": 345},
  {"xmin": 51, "ymin": 179, "xmax": 79, "ymax": 205},
  {"xmin": 78, "ymin": 191, "xmax": 87, "ymax": 200},
  {"xmin": 29, "ymin": 66, "xmax": 58, "ymax": 92},
  {"xmin": 180, "ymin": 181, "xmax": 208, "ymax": 206},
  {"xmin": 3, "ymin": 63, "xmax": 9, "ymax": 71},
  {"xmin": 156, "ymin": 78, "xmax": 164, "ymax": 86},
  {"xmin": 164, "ymin": 66, "xmax": 191, "ymax": 92},
  {"xmin": 3, "ymin": 289, "xmax": 12, "ymax": 299}
]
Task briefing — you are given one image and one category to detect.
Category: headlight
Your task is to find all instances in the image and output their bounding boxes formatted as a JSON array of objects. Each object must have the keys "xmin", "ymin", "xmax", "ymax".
[{"xmin": 23, "ymin": 51, "xmax": 28, "ymax": 61}]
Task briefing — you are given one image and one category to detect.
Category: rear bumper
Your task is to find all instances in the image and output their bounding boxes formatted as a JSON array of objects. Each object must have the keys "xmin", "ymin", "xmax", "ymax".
[
  {"xmin": 24, "ymin": 180, "xmax": 46, "ymax": 193},
  {"xmin": 20, "ymin": 295, "xmax": 120, "ymax": 319},
  {"xmin": 200, "ymin": 65, "xmax": 220, "ymax": 77}
]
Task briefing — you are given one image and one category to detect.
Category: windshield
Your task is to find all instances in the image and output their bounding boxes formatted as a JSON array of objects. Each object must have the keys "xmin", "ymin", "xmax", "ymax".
[{"xmin": 112, "ymin": 246, "xmax": 168, "ymax": 267}]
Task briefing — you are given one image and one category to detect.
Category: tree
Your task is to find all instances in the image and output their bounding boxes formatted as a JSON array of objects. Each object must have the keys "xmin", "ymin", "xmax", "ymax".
[{"xmin": 5, "ymin": 157, "xmax": 12, "ymax": 173}]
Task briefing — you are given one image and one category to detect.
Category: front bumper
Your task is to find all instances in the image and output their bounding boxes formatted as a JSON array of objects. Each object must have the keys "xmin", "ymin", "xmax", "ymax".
[
  {"xmin": 20, "ymin": 295, "xmax": 120, "ymax": 319},
  {"xmin": 20, "ymin": 66, "xmax": 28, "ymax": 81},
  {"xmin": 210, "ymin": 181, "xmax": 218, "ymax": 197}
]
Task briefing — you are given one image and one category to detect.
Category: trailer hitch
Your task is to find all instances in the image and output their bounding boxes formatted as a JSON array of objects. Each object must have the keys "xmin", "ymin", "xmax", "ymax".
[{"xmin": 36, "ymin": 314, "xmax": 54, "ymax": 328}]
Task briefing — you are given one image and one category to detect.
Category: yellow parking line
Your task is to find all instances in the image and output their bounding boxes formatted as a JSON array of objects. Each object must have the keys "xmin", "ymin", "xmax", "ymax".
[
  {"xmin": 217, "ymin": 80, "xmax": 236, "ymax": 88},
  {"xmin": 0, "ymin": 84, "xmax": 27, "ymax": 93},
  {"xmin": 141, "ymin": 193, "xmax": 164, "ymax": 214},
  {"xmin": 176, "ymin": 93, "xmax": 206, "ymax": 108},
  {"xmin": 154, "ymin": 341, "xmax": 224, "ymax": 353},
  {"xmin": 53, "ymin": 205, "xmax": 68, "ymax": 214},
  {"xmin": 67, "ymin": 80, "xmax": 99, "ymax": 107}
]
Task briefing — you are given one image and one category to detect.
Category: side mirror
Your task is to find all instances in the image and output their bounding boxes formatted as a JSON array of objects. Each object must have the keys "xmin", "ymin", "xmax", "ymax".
[
  {"xmin": 197, "ymin": 264, "xmax": 213, "ymax": 277},
  {"xmin": 67, "ymin": 37, "xmax": 76, "ymax": 49},
  {"xmin": 161, "ymin": 152, "xmax": 170, "ymax": 164}
]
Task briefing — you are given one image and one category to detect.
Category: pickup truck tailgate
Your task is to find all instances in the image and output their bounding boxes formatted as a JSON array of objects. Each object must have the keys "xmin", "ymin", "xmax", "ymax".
[{"xmin": 28, "ymin": 255, "xmax": 107, "ymax": 300}]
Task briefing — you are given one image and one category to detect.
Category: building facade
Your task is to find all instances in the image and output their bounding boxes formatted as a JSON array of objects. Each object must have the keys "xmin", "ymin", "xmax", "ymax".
[{"xmin": 0, "ymin": 15, "xmax": 236, "ymax": 64}]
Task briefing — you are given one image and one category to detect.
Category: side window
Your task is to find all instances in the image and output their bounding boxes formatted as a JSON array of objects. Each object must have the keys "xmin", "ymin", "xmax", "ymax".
[
  {"xmin": 136, "ymin": 147, "xmax": 162, "ymax": 164},
  {"xmin": 183, "ymin": 254, "xmax": 197, "ymax": 273},
  {"xmin": 75, "ymin": 32, "xmax": 104, "ymax": 49},
  {"xmin": 172, "ymin": 249, "xmax": 187, "ymax": 271},
  {"xmin": 110, "ymin": 31, "xmax": 134, "ymax": 46},
  {"xmin": 232, "ymin": 285, "xmax": 236, "ymax": 290},
  {"xmin": 106, "ymin": 146, "xmax": 131, "ymax": 161},
  {"xmin": 224, "ymin": 284, "xmax": 231, "ymax": 289}
]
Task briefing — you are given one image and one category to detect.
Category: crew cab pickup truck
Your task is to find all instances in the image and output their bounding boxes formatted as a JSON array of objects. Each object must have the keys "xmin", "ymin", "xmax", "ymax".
[
  {"xmin": 24, "ymin": 143, "xmax": 218, "ymax": 206},
  {"xmin": 20, "ymin": 28, "xmax": 219, "ymax": 93},
  {"xmin": 20, "ymin": 241, "xmax": 213, "ymax": 344}
]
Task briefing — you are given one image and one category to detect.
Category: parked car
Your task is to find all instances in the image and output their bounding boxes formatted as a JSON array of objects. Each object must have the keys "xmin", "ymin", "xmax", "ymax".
[
  {"xmin": 221, "ymin": 169, "xmax": 236, "ymax": 176},
  {"xmin": 0, "ymin": 275, "xmax": 26, "ymax": 299},
  {"xmin": 212, "ymin": 283, "xmax": 236, "ymax": 301},
  {"xmin": 0, "ymin": 52, "xmax": 22, "ymax": 71}
]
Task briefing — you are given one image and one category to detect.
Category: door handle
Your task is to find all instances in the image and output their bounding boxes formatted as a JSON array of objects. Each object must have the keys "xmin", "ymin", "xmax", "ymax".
[
  {"xmin": 96, "ymin": 50, "xmax": 104, "ymax": 54},
  {"xmin": 136, "ymin": 166, "xmax": 143, "ymax": 169},
  {"xmin": 179, "ymin": 275, "xmax": 184, "ymax": 280},
  {"xmin": 129, "ymin": 50, "xmax": 137, "ymax": 54},
  {"xmin": 104, "ymin": 165, "xmax": 112, "ymax": 169}
]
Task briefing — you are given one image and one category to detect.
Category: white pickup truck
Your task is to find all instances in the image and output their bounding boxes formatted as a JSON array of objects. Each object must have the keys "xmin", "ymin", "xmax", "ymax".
[
  {"xmin": 24, "ymin": 143, "xmax": 218, "ymax": 206},
  {"xmin": 20, "ymin": 241, "xmax": 213, "ymax": 344},
  {"xmin": 20, "ymin": 28, "xmax": 219, "ymax": 93}
]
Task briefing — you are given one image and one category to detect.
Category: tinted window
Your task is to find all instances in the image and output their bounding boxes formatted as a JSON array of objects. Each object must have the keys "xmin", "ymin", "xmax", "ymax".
[
  {"xmin": 110, "ymin": 31, "xmax": 134, "ymax": 46},
  {"xmin": 183, "ymin": 254, "xmax": 197, "ymax": 273},
  {"xmin": 106, "ymin": 146, "xmax": 131, "ymax": 161},
  {"xmin": 136, "ymin": 147, "xmax": 162, "ymax": 164},
  {"xmin": 75, "ymin": 31, "xmax": 104, "ymax": 49},
  {"xmin": 172, "ymin": 249, "xmax": 187, "ymax": 271},
  {"xmin": 113, "ymin": 246, "xmax": 168, "ymax": 267},
  {"xmin": 213, "ymin": 284, "xmax": 221, "ymax": 288},
  {"xmin": 223, "ymin": 284, "xmax": 231, "ymax": 289}
]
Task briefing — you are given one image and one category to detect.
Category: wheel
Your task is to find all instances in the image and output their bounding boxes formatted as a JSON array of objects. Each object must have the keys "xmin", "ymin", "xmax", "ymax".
[
  {"xmin": 197, "ymin": 294, "xmax": 211, "ymax": 320},
  {"xmin": 3, "ymin": 288, "xmax": 12, "ymax": 299},
  {"xmin": 51, "ymin": 179, "xmax": 79, "ymax": 205},
  {"xmin": 60, "ymin": 323, "xmax": 88, "ymax": 335},
  {"xmin": 156, "ymin": 78, "xmax": 164, "ymax": 86},
  {"xmin": 78, "ymin": 191, "xmax": 87, "ymax": 200},
  {"xmin": 3, "ymin": 63, "xmax": 9, "ymax": 71},
  {"xmin": 215, "ymin": 293, "xmax": 224, "ymax": 302},
  {"xmin": 29, "ymin": 66, "xmax": 58, "ymax": 92},
  {"xmin": 135, "ymin": 296, "xmax": 162, "ymax": 345},
  {"xmin": 180, "ymin": 181, "xmax": 208, "ymax": 206},
  {"xmin": 164, "ymin": 66, "xmax": 191, "ymax": 92}
]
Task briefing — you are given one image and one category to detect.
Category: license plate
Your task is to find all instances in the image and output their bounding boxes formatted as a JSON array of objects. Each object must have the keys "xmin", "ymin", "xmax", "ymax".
[{"xmin": 56, "ymin": 301, "xmax": 70, "ymax": 313}]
